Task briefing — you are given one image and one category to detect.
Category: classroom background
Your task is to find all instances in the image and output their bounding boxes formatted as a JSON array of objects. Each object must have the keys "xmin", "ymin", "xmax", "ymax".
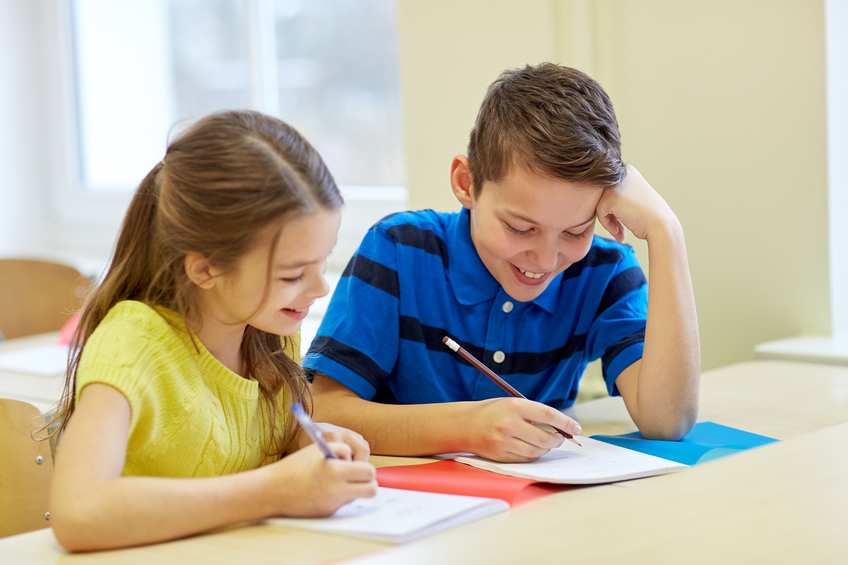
[{"xmin": 0, "ymin": 0, "xmax": 845, "ymax": 376}]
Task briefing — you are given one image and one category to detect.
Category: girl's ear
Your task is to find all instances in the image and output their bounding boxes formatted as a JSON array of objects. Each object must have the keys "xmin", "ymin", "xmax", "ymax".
[
  {"xmin": 184, "ymin": 253, "xmax": 217, "ymax": 289},
  {"xmin": 450, "ymin": 155, "xmax": 475, "ymax": 209}
]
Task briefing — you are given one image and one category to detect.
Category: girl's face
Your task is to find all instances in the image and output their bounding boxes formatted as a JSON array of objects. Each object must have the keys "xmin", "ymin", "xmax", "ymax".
[{"xmin": 206, "ymin": 208, "xmax": 342, "ymax": 337}]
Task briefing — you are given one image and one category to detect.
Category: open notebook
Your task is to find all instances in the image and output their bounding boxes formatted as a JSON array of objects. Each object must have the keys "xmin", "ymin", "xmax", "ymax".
[
  {"xmin": 266, "ymin": 487, "xmax": 508, "ymax": 544},
  {"xmin": 455, "ymin": 435, "xmax": 688, "ymax": 484}
]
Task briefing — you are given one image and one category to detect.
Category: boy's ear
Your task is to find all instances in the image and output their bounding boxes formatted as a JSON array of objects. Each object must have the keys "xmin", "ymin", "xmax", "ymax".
[
  {"xmin": 450, "ymin": 155, "xmax": 475, "ymax": 209},
  {"xmin": 184, "ymin": 253, "xmax": 217, "ymax": 289}
]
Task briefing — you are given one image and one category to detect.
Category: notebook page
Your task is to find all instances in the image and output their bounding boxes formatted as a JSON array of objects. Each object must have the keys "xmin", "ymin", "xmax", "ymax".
[
  {"xmin": 455, "ymin": 436, "xmax": 688, "ymax": 484},
  {"xmin": 267, "ymin": 487, "xmax": 508, "ymax": 544}
]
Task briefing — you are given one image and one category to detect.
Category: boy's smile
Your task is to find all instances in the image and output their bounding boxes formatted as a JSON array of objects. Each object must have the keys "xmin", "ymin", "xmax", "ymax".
[
  {"xmin": 454, "ymin": 160, "xmax": 605, "ymax": 303},
  {"xmin": 510, "ymin": 263, "xmax": 552, "ymax": 285}
]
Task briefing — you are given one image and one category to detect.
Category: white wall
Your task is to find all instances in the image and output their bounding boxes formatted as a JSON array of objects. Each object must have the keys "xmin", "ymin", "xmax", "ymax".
[
  {"xmin": 398, "ymin": 0, "xmax": 557, "ymax": 211},
  {"xmin": 398, "ymin": 0, "xmax": 832, "ymax": 370}
]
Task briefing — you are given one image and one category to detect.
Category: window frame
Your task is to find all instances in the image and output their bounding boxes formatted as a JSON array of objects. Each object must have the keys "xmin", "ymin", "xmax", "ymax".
[
  {"xmin": 44, "ymin": 0, "xmax": 406, "ymax": 232},
  {"xmin": 826, "ymin": 0, "xmax": 848, "ymax": 336}
]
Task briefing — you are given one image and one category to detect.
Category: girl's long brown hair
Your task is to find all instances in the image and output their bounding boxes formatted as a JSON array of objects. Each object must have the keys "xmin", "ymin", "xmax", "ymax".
[{"xmin": 47, "ymin": 110, "xmax": 342, "ymax": 456}]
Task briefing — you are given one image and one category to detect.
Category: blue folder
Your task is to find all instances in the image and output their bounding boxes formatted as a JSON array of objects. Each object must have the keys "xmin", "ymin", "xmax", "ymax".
[{"xmin": 591, "ymin": 421, "xmax": 778, "ymax": 466}]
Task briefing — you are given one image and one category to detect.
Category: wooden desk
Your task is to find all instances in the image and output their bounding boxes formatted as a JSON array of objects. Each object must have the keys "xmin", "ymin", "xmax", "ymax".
[
  {"xmin": 347, "ymin": 421, "xmax": 848, "ymax": 565},
  {"xmin": 575, "ymin": 360, "xmax": 848, "ymax": 440},
  {"xmin": 1, "ymin": 360, "xmax": 846, "ymax": 564},
  {"xmin": 754, "ymin": 334, "xmax": 848, "ymax": 367}
]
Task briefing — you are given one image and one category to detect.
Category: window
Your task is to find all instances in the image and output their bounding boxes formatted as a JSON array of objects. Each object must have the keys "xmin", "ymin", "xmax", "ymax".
[
  {"xmin": 69, "ymin": 0, "xmax": 405, "ymax": 192},
  {"xmin": 826, "ymin": 0, "xmax": 848, "ymax": 336}
]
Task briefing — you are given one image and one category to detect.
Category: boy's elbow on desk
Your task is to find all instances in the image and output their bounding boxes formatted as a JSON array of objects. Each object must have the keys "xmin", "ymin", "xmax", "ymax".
[{"xmin": 635, "ymin": 405, "xmax": 699, "ymax": 442}]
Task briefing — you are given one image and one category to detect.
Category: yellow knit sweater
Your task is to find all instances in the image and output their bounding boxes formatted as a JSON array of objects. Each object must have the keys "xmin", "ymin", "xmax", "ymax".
[{"xmin": 75, "ymin": 300, "xmax": 302, "ymax": 477}]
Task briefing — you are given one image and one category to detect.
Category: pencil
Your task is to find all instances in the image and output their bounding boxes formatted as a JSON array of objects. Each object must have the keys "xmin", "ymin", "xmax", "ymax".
[{"xmin": 442, "ymin": 336, "xmax": 581, "ymax": 447}]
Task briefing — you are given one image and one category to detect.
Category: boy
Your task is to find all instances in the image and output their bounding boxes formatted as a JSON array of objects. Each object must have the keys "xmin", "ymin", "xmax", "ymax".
[{"xmin": 305, "ymin": 63, "xmax": 699, "ymax": 462}]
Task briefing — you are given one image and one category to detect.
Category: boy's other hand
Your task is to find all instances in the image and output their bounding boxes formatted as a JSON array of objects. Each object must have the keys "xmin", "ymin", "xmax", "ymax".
[
  {"xmin": 596, "ymin": 164, "xmax": 680, "ymax": 243},
  {"xmin": 467, "ymin": 397, "xmax": 581, "ymax": 463}
]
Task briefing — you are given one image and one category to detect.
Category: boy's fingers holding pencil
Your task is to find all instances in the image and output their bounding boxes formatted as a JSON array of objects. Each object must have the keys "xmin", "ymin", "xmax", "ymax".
[
  {"xmin": 500, "ymin": 440, "xmax": 555, "ymax": 463},
  {"xmin": 519, "ymin": 400, "xmax": 582, "ymax": 438},
  {"xmin": 471, "ymin": 398, "xmax": 575, "ymax": 462}
]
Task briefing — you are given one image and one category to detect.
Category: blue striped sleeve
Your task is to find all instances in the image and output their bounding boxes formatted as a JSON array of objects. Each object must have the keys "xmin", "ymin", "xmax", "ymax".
[
  {"xmin": 303, "ymin": 225, "xmax": 400, "ymax": 399},
  {"xmin": 583, "ymin": 243, "xmax": 648, "ymax": 396}
]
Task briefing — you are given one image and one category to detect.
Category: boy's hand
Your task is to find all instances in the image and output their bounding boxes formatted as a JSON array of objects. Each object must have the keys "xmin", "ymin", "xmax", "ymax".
[
  {"xmin": 293, "ymin": 422, "xmax": 371, "ymax": 461},
  {"xmin": 596, "ymin": 164, "xmax": 679, "ymax": 243},
  {"xmin": 595, "ymin": 163, "xmax": 700, "ymax": 441},
  {"xmin": 467, "ymin": 398, "xmax": 581, "ymax": 463}
]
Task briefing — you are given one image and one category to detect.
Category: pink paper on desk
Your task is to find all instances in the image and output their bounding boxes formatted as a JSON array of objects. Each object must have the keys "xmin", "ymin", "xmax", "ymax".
[
  {"xmin": 376, "ymin": 460, "xmax": 572, "ymax": 506},
  {"xmin": 58, "ymin": 312, "xmax": 81, "ymax": 346}
]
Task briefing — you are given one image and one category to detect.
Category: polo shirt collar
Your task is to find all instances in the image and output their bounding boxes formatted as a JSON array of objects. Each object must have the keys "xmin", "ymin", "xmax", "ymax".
[{"xmin": 446, "ymin": 207, "xmax": 562, "ymax": 314}]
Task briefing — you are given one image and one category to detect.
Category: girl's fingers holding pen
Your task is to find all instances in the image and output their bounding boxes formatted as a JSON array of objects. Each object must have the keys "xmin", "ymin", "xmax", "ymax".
[
  {"xmin": 352, "ymin": 480, "xmax": 379, "ymax": 499},
  {"xmin": 267, "ymin": 445, "xmax": 377, "ymax": 517},
  {"xmin": 328, "ymin": 441, "xmax": 353, "ymax": 461},
  {"xmin": 339, "ymin": 431, "xmax": 371, "ymax": 462},
  {"xmin": 328, "ymin": 458, "xmax": 377, "ymax": 483},
  {"xmin": 333, "ymin": 479, "xmax": 379, "ymax": 509},
  {"xmin": 318, "ymin": 423, "xmax": 372, "ymax": 461}
]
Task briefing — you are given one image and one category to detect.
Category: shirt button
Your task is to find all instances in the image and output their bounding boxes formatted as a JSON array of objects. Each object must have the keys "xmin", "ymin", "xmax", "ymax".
[
  {"xmin": 502, "ymin": 301, "xmax": 514, "ymax": 313},
  {"xmin": 493, "ymin": 351, "xmax": 506, "ymax": 363}
]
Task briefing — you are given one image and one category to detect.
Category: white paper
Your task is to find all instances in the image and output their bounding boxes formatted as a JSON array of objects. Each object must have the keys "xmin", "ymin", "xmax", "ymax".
[
  {"xmin": 455, "ymin": 436, "xmax": 688, "ymax": 484},
  {"xmin": 0, "ymin": 343, "xmax": 70, "ymax": 376},
  {"xmin": 267, "ymin": 487, "xmax": 508, "ymax": 544}
]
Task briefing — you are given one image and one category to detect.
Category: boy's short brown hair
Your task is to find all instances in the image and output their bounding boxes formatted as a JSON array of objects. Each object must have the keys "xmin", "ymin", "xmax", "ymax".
[{"xmin": 467, "ymin": 63, "xmax": 626, "ymax": 194}]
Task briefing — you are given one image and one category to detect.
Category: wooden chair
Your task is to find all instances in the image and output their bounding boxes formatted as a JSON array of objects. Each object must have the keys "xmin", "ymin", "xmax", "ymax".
[
  {"xmin": 0, "ymin": 259, "xmax": 89, "ymax": 340},
  {"xmin": 0, "ymin": 399, "xmax": 54, "ymax": 538}
]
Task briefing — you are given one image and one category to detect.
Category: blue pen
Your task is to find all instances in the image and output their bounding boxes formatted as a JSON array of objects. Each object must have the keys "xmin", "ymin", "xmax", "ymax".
[{"xmin": 291, "ymin": 402, "xmax": 339, "ymax": 460}]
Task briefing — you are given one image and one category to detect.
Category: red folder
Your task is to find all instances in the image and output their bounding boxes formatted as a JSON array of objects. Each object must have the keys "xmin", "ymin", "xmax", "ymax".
[{"xmin": 376, "ymin": 460, "xmax": 573, "ymax": 506}]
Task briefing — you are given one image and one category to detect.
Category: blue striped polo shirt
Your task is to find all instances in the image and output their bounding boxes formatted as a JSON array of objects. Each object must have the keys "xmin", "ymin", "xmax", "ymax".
[{"xmin": 304, "ymin": 208, "xmax": 647, "ymax": 410}]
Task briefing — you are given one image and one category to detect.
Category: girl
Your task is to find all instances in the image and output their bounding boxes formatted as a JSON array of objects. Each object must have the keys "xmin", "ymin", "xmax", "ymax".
[{"xmin": 47, "ymin": 110, "xmax": 377, "ymax": 551}]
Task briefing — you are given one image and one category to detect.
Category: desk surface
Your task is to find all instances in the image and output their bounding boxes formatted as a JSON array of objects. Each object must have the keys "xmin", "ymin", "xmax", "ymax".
[
  {"xmin": 1, "ymin": 352, "xmax": 847, "ymax": 564},
  {"xmin": 754, "ymin": 334, "xmax": 848, "ymax": 367},
  {"xmin": 348, "ymin": 421, "xmax": 848, "ymax": 565}
]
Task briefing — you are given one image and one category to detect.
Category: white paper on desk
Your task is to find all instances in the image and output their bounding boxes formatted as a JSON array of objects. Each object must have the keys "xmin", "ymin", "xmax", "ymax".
[
  {"xmin": 267, "ymin": 487, "xmax": 508, "ymax": 544},
  {"xmin": 0, "ymin": 344, "xmax": 69, "ymax": 376},
  {"xmin": 455, "ymin": 436, "xmax": 688, "ymax": 485}
]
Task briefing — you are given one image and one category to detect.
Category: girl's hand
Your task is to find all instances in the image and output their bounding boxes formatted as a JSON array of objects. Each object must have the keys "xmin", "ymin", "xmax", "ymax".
[
  {"xmin": 266, "ymin": 443, "xmax": 377, "ymax": 517},
  {"xmin": 293, "ymin": 421, "xmax": 371, "ymax": 461},
  {"xmin": 596, "ymin": 164, "xmax": 680, "ymax": 243},
  {"xmin": 466, "ymin": 397, "xmax": 581, "ymax": 463}
]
